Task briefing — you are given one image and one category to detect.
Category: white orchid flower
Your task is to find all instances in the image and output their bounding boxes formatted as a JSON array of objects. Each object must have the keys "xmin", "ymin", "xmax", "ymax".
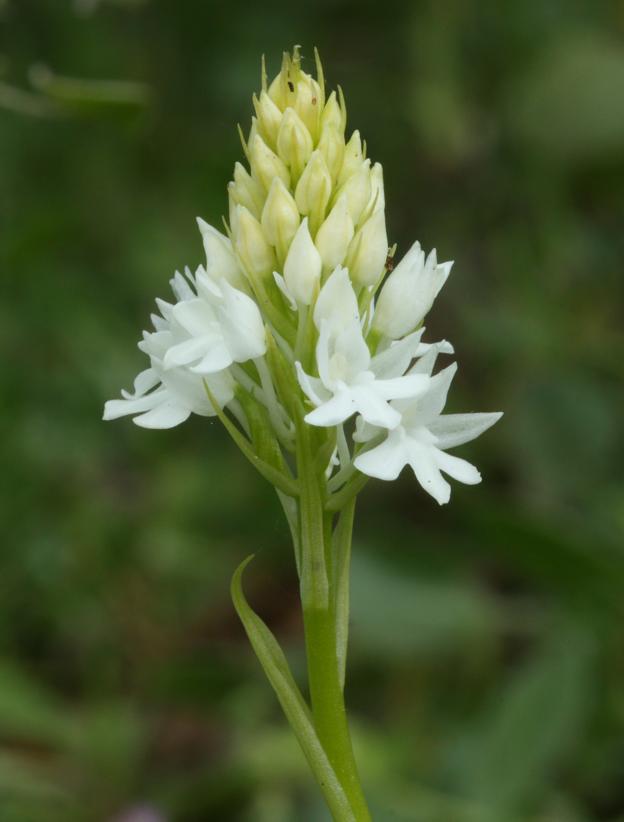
[
  {"xmin": 373, "ymin": 242, "xmax": 453, "ymax": 340},
  {"xmin": 102, "ymin": 326, "xmax": 234, "ymax": 429},
  {"xmin": 354, "ymin": 350, "xmax": 502, "ymax": 504},
  {"xmin": 296, "ymin": 320, "xmax": 430, "ymax": 429},
  {"xmin": 160, "ymin": 267, "xmax": 266, "ymax": 375}
]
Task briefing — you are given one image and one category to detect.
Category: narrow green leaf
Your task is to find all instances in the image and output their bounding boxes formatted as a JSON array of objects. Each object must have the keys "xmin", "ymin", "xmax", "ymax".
[
  {"xmin": 333, "ymin": 499, "xmax": 356, "ymax": 691},
  {"xmin": 203, "ymin": 382, "xmax": 299, "ymax": 497},
  {"xmin": 231, "ymin": 556, "xmax": 356, "ymax": 822}
]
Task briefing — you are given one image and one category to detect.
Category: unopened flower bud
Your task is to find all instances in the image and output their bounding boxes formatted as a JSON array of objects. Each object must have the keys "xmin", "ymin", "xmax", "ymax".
[
  {"xmin": 345, "ymin": 209, "xmax": 388, "ymax": 288},
  {"xmin": 334, "ymin": 159, "xmax": 371, "ymax": 225},
  {"xmin": 337, "ymin": 130, "xmax": 364, "ymax": 186},
  {"xmin": 253, "ymin": 90, "xmax": 283, "ymax": 148},
  {"xmin": 315, "ymin": 194, "xmax": 354, "ymax": 272},
  {"xmin": 277, "ymin": 107, "xmax": 314, "ymax": 180},
  {"xmin": 283, "ymin": 217, "xmax": 322, "ymax": 305},
  {"xmin": 317, "ymin": 124, "xmax": 345, "ymax": 182},
  {"xmin": 234, "ymin": 205, "xmax": 276, "ymax": 280},
  {"xmin": 320, "ymin": 90, "xmax": 345, "ymax": 134},
  {"xmin": 197, "ymin": 217, "xmax": 248, "ymax": 292},
  {"xmin": 294, "ymin": 74, "xmax": 322, "ymax": 140},
  {"xmin": 359, "ymin": 162, "xmax": 385, "ymax": 223},
  {"xmin": 249, "ymin": 134, "xmax": 290, "ymax": 192},
  {"xmin": 229, "ymin": 161, "xmax": 265, "ymax": 219},
  {"xmin": 373, "ymin": 243, "xmax": 453, "ymax": 339},
  {"xmin": 261, "ymin": 177, "xmax": 300, "ymax": 261},
  {"xmin": 294, "ymin": 150, "xmax": 332, "ymax": 233}
]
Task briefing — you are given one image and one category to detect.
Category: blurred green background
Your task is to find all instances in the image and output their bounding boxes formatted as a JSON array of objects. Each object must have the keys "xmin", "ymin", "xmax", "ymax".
[{"xmin": 2, "ymin": 1, "xmax": 624, "ymax": 820}]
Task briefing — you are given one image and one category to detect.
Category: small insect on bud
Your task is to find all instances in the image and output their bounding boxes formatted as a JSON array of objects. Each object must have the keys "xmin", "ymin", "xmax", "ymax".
[
  {"xmin": 261, "ymin": 177, "xmax": 300, "ymax": 262},
  {"xmin": 253, "ymin": 90, "xmax": 283, "ymax": 148},
  {"xmin": 294, "ymin": 150, "xmax": 332, "ymax": 233},
  {"xmin": 196, "ymin": 217, "xmax": 248, "ymax": 292},
  {"xmin": 334, "ymin": 158, "xmax": 372, "ymax": 225},
  {"xmin": 346, "ymin": 209, "xmax": 388, "ymax": 288},
  {"xmin": 277, "ymin": 107, "xmax": 314, "ymax": 181},
  {"xmin": 234, "ymin": 205, "xmax": 276, "ymax": 281},
  {"xmin": 373, "ymin": 242, "xmax": 454, "ymax": 339},
  {"xmin": 314, "ymin": 194, "xmax": 354, "ymax": 273},
  {"xmin": 283, "ymin": 217, "xmax": 322, "ymax": 305},
  {"xmin": 249, "ymin": 134, "xmax": 290, "ymax": 192}
]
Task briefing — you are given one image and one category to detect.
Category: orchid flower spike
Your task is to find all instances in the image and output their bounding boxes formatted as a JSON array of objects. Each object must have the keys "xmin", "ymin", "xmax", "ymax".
[{"xmin": 104, "ymin": 44, "xmax": 501, "ymax": 502}]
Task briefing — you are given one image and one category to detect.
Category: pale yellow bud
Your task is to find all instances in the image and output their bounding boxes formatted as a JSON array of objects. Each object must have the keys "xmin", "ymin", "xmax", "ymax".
[
  {"xmin": 277, "ymin": 107, "xmax": 314, "ymax": 180},
  {"xmin": 317, "ymin": 124, "xmax": 345, "ymax": 183},
  {"xmin": 320, "ymin": 91, "xmax": 345, "ymax": 134},
  {"xmin": 337, "ymin": 130, "xmax": 364, "ymax": 186},
  {"xmin": 294, "ymin": 150, "xmax": 332, "ymax": 230},
  {"xmin": 229, "ymin": 161, "xmax": 265, "ymax": 219},
  {"xmin": 334, "ymin": 159, "xmax": 372, "ymax": 225},
  {"xmin": 293, "ymin": 74, "xmax": 322, "ymax": 141},
  {"xmin": 249, "ymin": 134, "xmax": 290, "ymax": 192},
  {"xmin": 253, "ymin": 90, "xmax": 283, "ymax": 148},
  {"xmin": 315, "ymin": 195, "xmax": 354, "ymax": 272},
  {"xmin": 261, "ymin": 177, "xmax": 300, "ymax": 261},
  {"xmin": 284, "ymin": 217, "xmax": 322, "ymax": 305},
  {"xmin": 234, "ymin": 205, "xmax": 276, "ymax": 279},
  {"xmin": 345, "ymin": 209, "xmax": 388, "ymax": 288},
  {"xmin": 196, "ymin": 217, "xmax": 248, "ymax": 291},
  {"xmin": 360, "ymin": 162, "xmax": 385, "ymax": 223}
]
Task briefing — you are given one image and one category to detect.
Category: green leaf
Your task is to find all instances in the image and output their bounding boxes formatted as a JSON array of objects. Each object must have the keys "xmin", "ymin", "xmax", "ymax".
[
  {"xmin": 231, "ymin": 556, "xmax": 356, "ymax": 822},
  {"xmin": 333, "ymin": 499, "xmax": 356, "ymax": 690}
]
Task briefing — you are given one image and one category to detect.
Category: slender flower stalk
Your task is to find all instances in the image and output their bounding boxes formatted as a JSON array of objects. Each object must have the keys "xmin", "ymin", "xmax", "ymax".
[{"xmin": 103, "ymin": 47, "xmax": 502, "ymax": 821}]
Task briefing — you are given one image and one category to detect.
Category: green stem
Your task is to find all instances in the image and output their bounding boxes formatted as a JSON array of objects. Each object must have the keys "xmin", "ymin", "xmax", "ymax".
[{"xmin": 296, "ymin": 416, "xmax": 372, "ymax": 822}]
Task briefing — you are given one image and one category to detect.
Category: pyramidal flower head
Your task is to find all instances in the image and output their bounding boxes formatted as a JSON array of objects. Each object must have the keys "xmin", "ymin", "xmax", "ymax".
[{"xmin": 104, "ymin": 46, "xmax": 500, "ymax": 505}]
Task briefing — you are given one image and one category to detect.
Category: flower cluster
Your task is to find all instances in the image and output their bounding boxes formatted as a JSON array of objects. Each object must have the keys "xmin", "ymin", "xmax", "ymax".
[{"xmin": 104, "ymin": 48, "xmax": 501, "ymax": 505}]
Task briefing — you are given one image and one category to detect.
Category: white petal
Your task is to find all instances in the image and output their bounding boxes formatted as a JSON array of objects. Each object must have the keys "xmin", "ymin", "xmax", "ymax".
[
  {"xmin": 429, "ymin": 412, "xmax": 503, "ymax": 450},
  {"xmin": 351, "ymin": 386, "xmax": 401, "ymax": 429},
  {"xmin": 163, "ymin": 336, "xmax": 211, "ymax": 369},
  {"xmin": 218, "ymin": 281, "xmax": 267, "ymax": 361},
  {"xmin": 334, "ymin": 321, "xmax": 371, "ymax": 380},
  {"xmin": 295, "ymin": 361, "xmax": 329, "ymax": 406},
  {"xmin": 354, "ymin": 429, "xmax": 407, "ymax": 480},
  {"xmin": 170, "ymin": 270, "xmax": 195, "ymax": 302},
  {"xmin": 313, "ymin": 265, "xmax": 359, "ymax": 333},
  {"xmin": 434, "ymin": 449, "xmax": 482, "ymax": 485},
  {"xmin": 103, "ymin": 389, "xmax": 166, "ymax": 421},
  {"xmin": 196, "ymin": 217, "xmax": 247, "ymax": 290},
  {"xmin": 406, "ymin": 441, "xmax": 451, "ymax": 505},
  {"xmin": 406, "ymin": 363, "xmax": 457, "ymax": 427},
  {"xmin": 132, "ymin": 368, "xmax": 159, "ymax": 397},
  {"xmin": 273, "ymin": 271, "xmax": 297, "ymax": 311},
  {"xmin": 171, "ymin": 298, "xmax": 217, "ymax": 337},
  {"xmin": 134, "ymin": 402, "xmax": 191, "ymax": 429},
  {"xmin": 190, "ymin": 342, "xmax": 233, "ymax": 374},
  {"xmin": 305, "ymin": 390, "xmax": 355, "ymax": 427},
  {"xmin": 370, "ymin": 329, "xmax": 425, "ymax": 379},
  {"xmin": 284, "ymin": 217, "xmax": 322, "ymax": 305},
  {"xmin": 373, "ymin": 373, "xmax": 430, "ymax": 401},
  {"xmin": 315, "ymin": 320, "xmax": 333, "ymax": 389}
]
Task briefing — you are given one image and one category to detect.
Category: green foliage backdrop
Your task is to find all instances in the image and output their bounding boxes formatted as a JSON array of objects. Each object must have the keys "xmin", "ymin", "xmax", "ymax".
[{"xmin": 2, "ymin": 1, "xmax": 623, "ymax": 820}]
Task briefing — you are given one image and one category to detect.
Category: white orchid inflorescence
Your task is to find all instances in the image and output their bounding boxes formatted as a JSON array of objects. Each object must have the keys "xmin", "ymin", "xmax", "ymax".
[
  {"xmin": 104, "ymin": 47, "xmax": 501, "ymax": 506},
  {"xmin": 103, "ymin": 48, "xmax": 503, "ymax": 820}
]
